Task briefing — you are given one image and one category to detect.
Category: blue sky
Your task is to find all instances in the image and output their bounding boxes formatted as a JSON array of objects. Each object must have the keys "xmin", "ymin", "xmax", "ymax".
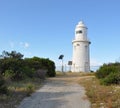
[{"xmin": 0, "ymin": 0, "xmax": 120, "ymax": 69}]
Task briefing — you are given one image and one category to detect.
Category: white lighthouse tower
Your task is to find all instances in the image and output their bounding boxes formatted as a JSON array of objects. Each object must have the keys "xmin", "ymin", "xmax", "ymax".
[{"xmin": 71, "ymin": 21, "xmax": 91, "ymax": 72}]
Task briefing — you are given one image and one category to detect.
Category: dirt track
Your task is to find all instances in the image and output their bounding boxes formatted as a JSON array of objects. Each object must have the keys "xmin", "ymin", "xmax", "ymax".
[{"xmin": 18, "ymin": 76, "xmax": 91, "ymax": 108}]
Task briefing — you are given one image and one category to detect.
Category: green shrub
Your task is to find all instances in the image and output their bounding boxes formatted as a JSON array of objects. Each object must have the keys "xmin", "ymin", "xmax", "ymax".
[
  {"xmin": 96, "ymin": 63, "xmax": 120, "ymax": 79},
  {"xmin": 46, "ymin": 60, "xmax": 56, "ymax": 77},
  {"xmin": 22, "ymin": 66, "xmax": 35, "ymax": 78},
  {"xmin": 96, "ymin": 62, "xmax": 120, "ymax": 85},
  {"xmin": 24, "ymin": 57, "xmax": 56, "ymax": 77},
  {"xmin": 101, "ymin": 72, "xmax": 120, "ymax": 85},
  {"xmin": 0, "ymin": 58, "xmax": 25, "ymax": 81},
  {"xmin": 0, "ymin": 75, "xmax": 8, "ymax": 94},
  {"xmin": 26, "ymin": 83, "xmax": 35, "ymax": 96},
  {"xmin": 4, "ymin": 70, "xmax": 14, "ymax": 80},
  {"xmin": 0, "ymin": 51, "xmax": 56, "ymax": 81}
]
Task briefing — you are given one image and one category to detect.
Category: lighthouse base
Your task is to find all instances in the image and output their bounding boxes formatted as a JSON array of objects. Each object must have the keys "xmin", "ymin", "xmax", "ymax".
[{"xmin": 71, "ymin": 65, "xmax": 90, "ymax": 72}]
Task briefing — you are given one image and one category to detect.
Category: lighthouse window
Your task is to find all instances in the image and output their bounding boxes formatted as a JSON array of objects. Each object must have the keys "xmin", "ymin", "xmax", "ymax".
[
  {"xmin": 77, "ymin": 44, "xmax": 80, "ymax": 46},
  {"xmin": 76, "ymin": 30, "xmax": 82, "ymax": 34}
]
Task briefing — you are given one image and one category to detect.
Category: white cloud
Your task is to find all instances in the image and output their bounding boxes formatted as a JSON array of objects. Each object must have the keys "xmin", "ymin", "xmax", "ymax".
[
  {"xmin": 24, "ymin": 42, "xmax": 29, "ymax": 48},
  {"xmin": 20, "ymin": 42, "xmax": 30, "ymax": 48}
]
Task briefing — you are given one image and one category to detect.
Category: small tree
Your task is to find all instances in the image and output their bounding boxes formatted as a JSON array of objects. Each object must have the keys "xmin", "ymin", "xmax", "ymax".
[
  {"xmin": 0, "ymin": 50, "xmax": 23, "ymax": 59},
  {"xmin": 0, "ymin": 51, "xmax": 24, "ymax": 80}
]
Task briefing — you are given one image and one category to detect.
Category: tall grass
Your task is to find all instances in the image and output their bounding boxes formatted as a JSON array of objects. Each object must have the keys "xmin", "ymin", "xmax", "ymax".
[
  {"xmin": 78, "ymin": 76, "xmax": 120, "ymax": 108},
  {"xmin": 0, "ymin": 78, "xmax": 42, "ymax": 108}
]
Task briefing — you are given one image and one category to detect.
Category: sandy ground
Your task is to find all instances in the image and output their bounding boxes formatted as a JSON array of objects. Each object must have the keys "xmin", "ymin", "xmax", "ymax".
[{"xmin": 18, "ymin": 76, "xmax": 91, "ymax": 108}]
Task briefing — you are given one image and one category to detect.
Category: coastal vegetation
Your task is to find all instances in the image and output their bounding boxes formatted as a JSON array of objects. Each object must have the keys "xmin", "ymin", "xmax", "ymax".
[
  {"xmin": 95, "ymin": 62, "xmax": 120, "ymax": 85},
  {"xmin": 0, "ymin": 50, "xmax": 56, "ymax": 108}
]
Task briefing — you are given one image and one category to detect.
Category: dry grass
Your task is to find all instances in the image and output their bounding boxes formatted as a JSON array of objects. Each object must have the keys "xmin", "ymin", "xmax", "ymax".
[
  {"xmin": 0, "ymin": 78, "xmax": 42, "ymax": 108},
  {"xmin": 78, "ymin": 76, "xmax": 120, "ymax": 108},
  {"xmin": 56, "ymin": 71, "xmax": 94, "ymax": 77}
]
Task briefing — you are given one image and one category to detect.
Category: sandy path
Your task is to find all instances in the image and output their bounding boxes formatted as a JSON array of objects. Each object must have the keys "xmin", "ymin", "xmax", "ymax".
[{"xmin": 18, "ymin": 77, "xmax": 91, "ymax": 108}]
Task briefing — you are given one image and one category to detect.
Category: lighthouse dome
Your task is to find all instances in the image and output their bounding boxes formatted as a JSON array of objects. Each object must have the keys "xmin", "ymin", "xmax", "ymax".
[{"xmin": 76, "ymin": 21, "xmax": 86, "ymax": 28}]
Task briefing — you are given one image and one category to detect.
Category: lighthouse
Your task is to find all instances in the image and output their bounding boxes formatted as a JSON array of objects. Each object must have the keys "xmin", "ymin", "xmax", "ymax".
[{"xmin": 71, "ymin": 21, "xmax": 91, "ymax": 72}]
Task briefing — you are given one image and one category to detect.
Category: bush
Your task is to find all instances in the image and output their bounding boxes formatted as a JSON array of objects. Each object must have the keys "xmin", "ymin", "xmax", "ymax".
[
  {"xmin": 96, "ymin": 64, "xmax": 119, "ymax": 79},
  {"xmin": 22, "ymin": 66, "xmax": 35, "ymax": 78},
  {"xmin": 0, "ymin": 51, "xmax": 56, "ymax": 81},
  {"xmin": 101, "ymin": 72, "xmax": 120, "ymax": 85},
  {"xmin": 24, "ymin": 57, "xmax": 56, "ymax": 77},
  {"xmin": 0, "ymin": 58, "xmax": 25, "ymax": 81},
  {"xmin": 35, "ymin": 69, "xmax": 47, "ymax": 79},
  {"xmin": 96, "ymin": 62, "xmax": 120, "ymax": 85},
  {"xmin": 4, "ymin": 70, "xmax": 14, "ymax": 80},
  {"xmin": 46, "ymin": 60, "xmax": 56, "ymax": 77},
  {"xmin": 0, "ymin": 75, "xmax": 8, "ymax": 94},
  {"xmin": 26, "ymin": 83, "xmax": 35, "ymax": 96}
]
